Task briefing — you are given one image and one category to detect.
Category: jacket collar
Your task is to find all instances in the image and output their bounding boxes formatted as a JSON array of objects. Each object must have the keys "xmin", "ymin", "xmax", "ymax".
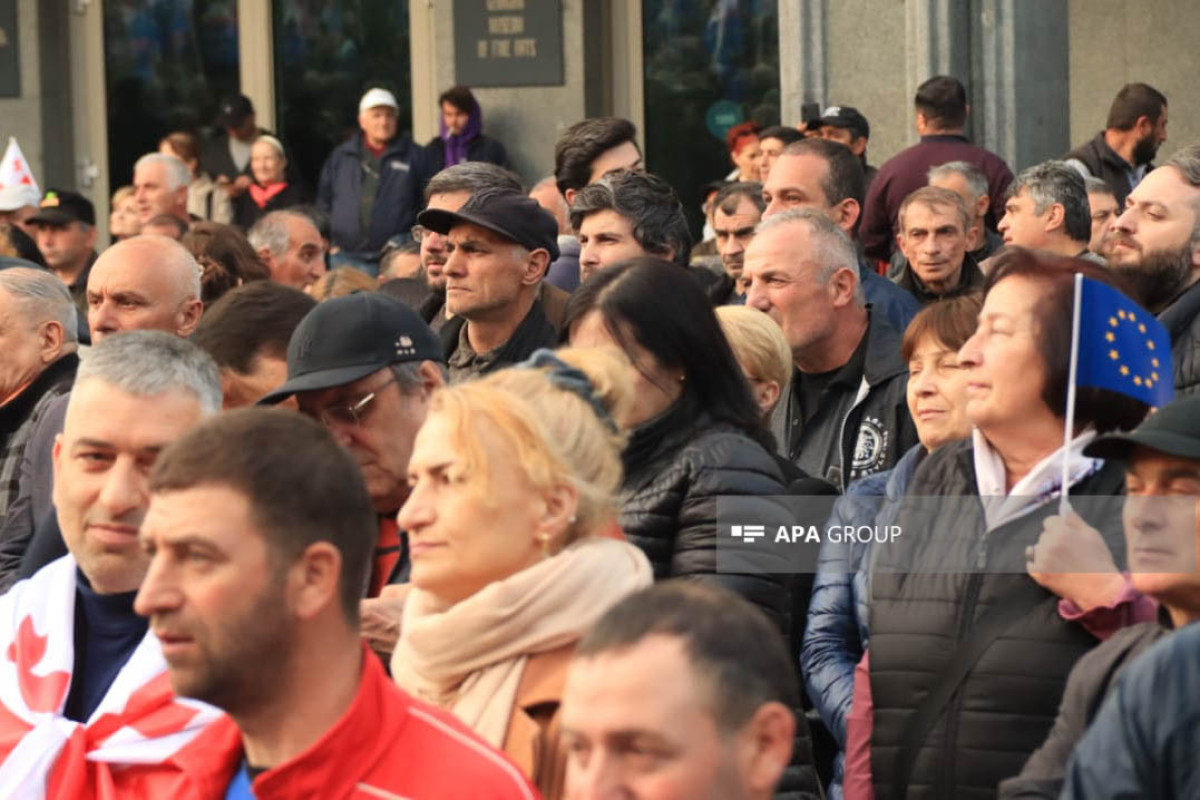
[
  {"xmin": 0, "ymin": 352, "xmax": 79, "ymax": 432},
  {"xmin": 895, "ymin": 254, "xmax": 985, "ymax": 305},
  {"xmin": 919, "ymin": 133, "xmax": 969, "ymax": 145},
  {"xmin": 441, "ymin": 297, "xmax": 557, "ymax": 375},
  {"xmin": 1158, "ymin": 277, "xmax": 1200, "ymax": 341},
  {"xmin": 1090, "ymin": 130, "xmax": 1136, "ymax": 171}
]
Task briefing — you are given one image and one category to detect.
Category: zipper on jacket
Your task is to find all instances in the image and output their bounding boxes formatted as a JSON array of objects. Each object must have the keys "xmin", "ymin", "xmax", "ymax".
[{"xmin": 939, "ymin": 535, "xmax": 986, "ymax": 798}]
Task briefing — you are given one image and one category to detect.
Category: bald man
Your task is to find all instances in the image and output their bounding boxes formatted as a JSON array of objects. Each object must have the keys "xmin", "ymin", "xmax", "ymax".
[
  {"xmin": 85, "ymin": 235, "xmax": 204, "ymax": 342},
  {"xmin": 0, "ymin": 237, "xmax": 205, "ymax": 587}
]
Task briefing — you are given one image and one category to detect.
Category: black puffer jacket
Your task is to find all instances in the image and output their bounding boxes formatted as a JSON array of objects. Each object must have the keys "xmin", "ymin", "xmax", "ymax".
[
  {"xmin": 1158, "ymin": 277, "xmax": 1200, "ymax": 397},
  {"xmin": 867, "ymin": 437, "xmax": 1126, "ymax": 800},
  {"xmin": 620, "ymin": 397, "xmax": 822, "ymax": 800}
]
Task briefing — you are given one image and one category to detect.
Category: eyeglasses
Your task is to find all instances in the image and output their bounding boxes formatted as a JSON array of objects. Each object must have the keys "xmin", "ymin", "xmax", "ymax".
[
  {"xmin": 411, "ymin": 224, "xmax": 433, "ymax": 243},
  {"xmin": 312, "ymin": 376, "xmax": 397, "ymax": 428}
]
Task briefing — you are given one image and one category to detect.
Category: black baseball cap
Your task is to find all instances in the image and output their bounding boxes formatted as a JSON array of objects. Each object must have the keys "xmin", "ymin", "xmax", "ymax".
[
  {"xmin": 1085, "ymin": 396, "xmax": 1200, "ymax": 462},
  {"xmin": 28, "ymin": 190, "xmax": 96, "ymax": 227},
  {"xmin": 216, "ymin": 94, "xmax": 255, "ymax": 128},
  {"xmin": 807, "ymin": 105, "xmax": 870, "ymax": 140},
  {"xmin": 417, "ymin": 190, "xmax": 560, "ymax": 261},
  {"xmin": 258, "ymin": 293, "xmax": 443, "ymax": 405}
]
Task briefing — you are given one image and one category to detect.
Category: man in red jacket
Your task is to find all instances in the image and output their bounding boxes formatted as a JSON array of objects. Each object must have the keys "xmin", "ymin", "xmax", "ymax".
[{"xmin": 135, "ymin": 409, "xmax": 539, "ymax": 800}]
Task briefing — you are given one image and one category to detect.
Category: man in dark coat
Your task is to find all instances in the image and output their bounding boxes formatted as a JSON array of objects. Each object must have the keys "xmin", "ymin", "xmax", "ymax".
[
  {"xmin": 1106, "ymin": 145, "xmax": 1200, "ymax": 396},
  {"xmin": 892, "ymin": 186, "xmax": 985, "ymax": 305},
  {"xmin": 1064, "ymin": 83, "xmax": 1168, "ymax": 208},
  {"xmin": 316, "ymin": 88, "xmax": 433, "ymax": 273},
  {"xmin": 417, "ymin": 190, "xmax": 561, "ymax": 383}
]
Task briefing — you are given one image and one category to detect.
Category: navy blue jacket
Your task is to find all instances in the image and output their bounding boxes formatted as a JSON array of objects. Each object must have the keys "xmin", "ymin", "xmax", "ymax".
[
  {"xmin": 801, "ymin": 444, "xmax": 924, "ymax": 799},
  {"xmin": 1062, "ymin": 621, "xmax": 1200, "ymax": 799},
  {"xmin": 859, "ymin": 256, "xmax": 921, "ymax": 336},
  {"xmin": 316, "ymin": 135, "xmax": 432, "ymax": 259}
]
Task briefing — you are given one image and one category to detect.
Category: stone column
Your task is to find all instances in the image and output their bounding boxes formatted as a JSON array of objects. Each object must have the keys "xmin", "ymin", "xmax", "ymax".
[{"xmin": 779, "ymin": 0, "xmax": 827, "ymax": 126}]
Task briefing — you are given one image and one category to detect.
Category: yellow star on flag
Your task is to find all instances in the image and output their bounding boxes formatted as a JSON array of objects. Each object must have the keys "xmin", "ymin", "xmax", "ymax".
[
  {"xmin": 1119, "ymin": 365, "xmax": 1130, "ymax": 376},
  {"xmin": 1109, "ymin": 350, "xmax": 1119, "ymax": 360}
]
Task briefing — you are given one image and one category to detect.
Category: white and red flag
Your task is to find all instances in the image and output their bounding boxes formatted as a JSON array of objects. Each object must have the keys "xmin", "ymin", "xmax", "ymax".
[{"xmin": 0, "ymin": 138, "xmax": 40, "ymax": 197}]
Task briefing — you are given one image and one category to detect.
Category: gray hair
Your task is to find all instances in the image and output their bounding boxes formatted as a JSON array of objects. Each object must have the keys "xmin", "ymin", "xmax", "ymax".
[
  {"xmin": 927, "ymin": 161, "xmax": 989, "ymax": 205},
  {"xmin": 134, "ymin": 152, "xmax": 191, "ymax": 192},
  {"xmin": 756, "ymin": 208, "xmax": 863, "ymax": 305},
  {"xmin": 1164, "ymin": 144, "xmax": 1200, "ymax": 245},
  {"xmin": 247, "ymin": 210, "xmax": 313, "ymax": 259},
  {"xmin": 424, "ymin": 162, "xmax": 522, "ymax": 202},
  {"xmin": 74, "ymin": 331, "xmax": 222, "ymax": 413},
  {"xmin": 1084, "ymin": 176, "xmax": 1115, "ymax": 197},
  {"xmin": 0, "ymin": 268, "xmax": 78, "ymax": 344},
  {"xmin": 1009, "ymin": 160, "xmax": 1092, "ymax": 244},
  {"xmin": 390, "ymin": 361, "xmax": 448, "ymax": 394}
]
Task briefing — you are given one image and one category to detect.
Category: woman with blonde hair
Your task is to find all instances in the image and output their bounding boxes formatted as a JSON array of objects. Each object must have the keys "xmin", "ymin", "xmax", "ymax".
[
  {"xmin": 109, "ymin": 185, "xmax": 141, "ymax": 242},
  {"xmin": 716, "ymin": 304, "xmax": 794, "ymax": 421},
  {"xmin": 391, "ymin": 347, "xmax": 652, "ymax": 799},
  {"xmin": 307, "ymin": 265, "xmax": 377, "ymax": 300}
]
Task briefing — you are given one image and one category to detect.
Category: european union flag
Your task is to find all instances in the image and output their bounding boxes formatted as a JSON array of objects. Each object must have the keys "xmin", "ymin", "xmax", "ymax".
[{"xmin": 1074, "ymin": 275, "xmax": 1174, "ymax": 408}]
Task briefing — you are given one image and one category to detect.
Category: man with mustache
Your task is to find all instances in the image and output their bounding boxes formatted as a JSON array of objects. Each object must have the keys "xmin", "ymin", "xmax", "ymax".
[
  {"xmin": 0, "ymin": 333, "xmax": 226, "ymax": 795},
  {"xmin": 1105, "ymin": 144, "xmax": 1200, "ymax": 396},
  {"xmin": 1065, "ymin": 83, "xmax": 1168, "ymax": 208}
]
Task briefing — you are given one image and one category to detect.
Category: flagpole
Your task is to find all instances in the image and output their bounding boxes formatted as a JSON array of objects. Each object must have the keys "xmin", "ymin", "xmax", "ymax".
[{"xmin": 1060, "ymin": 274, "xmax": 1083, "ymax": 515}]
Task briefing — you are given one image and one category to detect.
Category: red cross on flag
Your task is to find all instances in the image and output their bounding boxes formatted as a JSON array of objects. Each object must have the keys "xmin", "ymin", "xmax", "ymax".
[{"xmin": 0, "ymin": 137, "xmax": 40, "ymax": 197}]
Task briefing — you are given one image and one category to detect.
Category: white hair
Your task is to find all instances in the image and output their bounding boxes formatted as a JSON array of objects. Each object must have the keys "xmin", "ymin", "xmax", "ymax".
[
  {"xmin": 74, "ymin": 330, "xmax": 222, "ymax": 413},
  {"xmin": 134, "ymin": 152, "xmax": 191, "ymax": 192},
  {"xmin": 756, "ymin": 208, "xmax": 864, "ymax": 305},
  {"xmin": 0, "ymin": 267, "xmax": 78, "ymax": 343},
  {"xmin": 247, "ymin": 210, "xmax": 312, "ymax": 258}
]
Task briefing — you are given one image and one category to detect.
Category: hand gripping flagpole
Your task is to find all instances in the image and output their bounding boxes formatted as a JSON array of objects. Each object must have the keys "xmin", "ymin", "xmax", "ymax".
[{"xmin": 1060, "ymin": 273, "xmax": 1083, "ymax": 515}]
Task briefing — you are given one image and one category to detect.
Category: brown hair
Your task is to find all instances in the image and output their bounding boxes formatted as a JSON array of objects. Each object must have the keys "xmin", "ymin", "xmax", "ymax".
[
  {"xmin": 181, "ymin": 222, "xmax": 271, "ymax": 284},
  {"xmin": 149, "ymin": 408, "xmax": 376, "ymax": 622},
  {"xmin": 901, "ymin": 293, "xmax": 983, "ymax": 362},
  {"xmin": 983, "ymin": 247, "xmax": 1149, "ymax": 433},
  {"xmin": 161, "ymin": 132, "xmax": 201, "ymax": 176}
]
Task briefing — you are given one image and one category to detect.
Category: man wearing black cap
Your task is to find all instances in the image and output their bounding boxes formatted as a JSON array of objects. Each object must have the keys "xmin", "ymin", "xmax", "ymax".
[
  {"xmin": 416, "ymin": 188, "xmax": 561, "ymax": 382},
  {"xmin": 29, "ymin": 190, "xmax": 98, "ymax": 312},
  {"xmin": 201, "ymin": 93, "xmax": 264, "ymax": 198},
  {"xmin": 259, "ymin": 292, "xmax": 445, "ymax": 599},
  {"xmin": 999, "ymin": 395, "xmax": 1200, "ymax": 799},
  {"xmin": 810, "ymin": 105, "xmax": 878, "ymax": 191}
]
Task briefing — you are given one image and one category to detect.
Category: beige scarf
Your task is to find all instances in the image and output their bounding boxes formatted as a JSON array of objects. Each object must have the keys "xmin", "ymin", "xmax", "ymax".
[{"xmin": 390, "ymin": 537, "xmax": 652, "ymax": 747}]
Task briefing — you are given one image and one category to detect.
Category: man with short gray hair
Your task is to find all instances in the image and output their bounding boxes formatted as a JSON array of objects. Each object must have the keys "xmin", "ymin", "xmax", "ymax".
[
  {"xmin": 0, "ymin": 332, "xmax": 228, "ymax": 789},
  {"xmin": 998, "ymin": 161, "xmax": 1100, "ymax": 261},
  {"xmin": 0, "ymin": 268, "xmax": 79, "ymax": 526},
  {"xmin": 928, "ymin": 160, "xmax": 1003, "ymax": 261},
  {"xmin": 133, "ymin": 152, "xmax": 191, "ymax": 226},
  {"xmin": 894, "ymin": 185, "xmax": 984, "ymax": 304},
  {"xmin": 744, "ymin": 209, "xmax": 916, "ymax": 489},
  {"xmin": 247, "ymin": 209, "xmax": 326, "ymax": 291}
]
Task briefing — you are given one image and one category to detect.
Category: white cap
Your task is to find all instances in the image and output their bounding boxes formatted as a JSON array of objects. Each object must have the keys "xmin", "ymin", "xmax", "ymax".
[
  {"xmin": 359, "ymin": 88, "xmax": 399, "ymax": 114},
  {"xmin": 0, "ymin": 184, "xmax": 40, "ymax": 211}
]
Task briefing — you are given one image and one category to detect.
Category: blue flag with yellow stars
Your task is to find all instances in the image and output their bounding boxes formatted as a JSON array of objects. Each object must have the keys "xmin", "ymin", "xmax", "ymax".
[{"xmin": 1075, "ymin": 275, "xmax": 1174, "ymax": 408}]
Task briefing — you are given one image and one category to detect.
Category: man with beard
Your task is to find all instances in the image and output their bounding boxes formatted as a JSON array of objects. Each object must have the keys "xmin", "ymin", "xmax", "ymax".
[
  {"xmin": 135, "ymin": 410, "xmax": 538, "ymax": 798},
  {"xmin": 414, "ymin": 162, "xmax": 522, "ymax": 332},
  {"xmin": 1066, "ymin": 83, "xmax": 1168, "ymax": 208},
  {"xmin": 1107, "ymin": 144, "xmax": 1200, "ymax": 396}
]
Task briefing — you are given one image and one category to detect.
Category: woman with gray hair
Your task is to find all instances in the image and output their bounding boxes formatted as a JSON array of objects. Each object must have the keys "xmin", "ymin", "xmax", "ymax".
[{"xmin": 232, "ymin": 135, "xmax": 308, "ymax": 230}]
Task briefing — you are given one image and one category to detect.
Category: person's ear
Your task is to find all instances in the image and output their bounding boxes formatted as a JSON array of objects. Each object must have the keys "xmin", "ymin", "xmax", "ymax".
[
  {"xmin": 417, "ymin": 359, "xmax": 446, "ymax": 393},
  {"xmin": 737, "ymin": 702, "xmax": 796, "ymax": 795},
  {"xmin": 757, "ymin": 379, "xmax": 781, "ymax": 415},
  {"xmin": 564, "ymin": 187, "xmax": 578, "ymax": 207},
  {"xmin": 289, "ymin": 541, "xmax": 343, "ymax": 621},
  {"xmin": 524, "ymin": 249, "xmax": 551, "ymax": 285},
  {"xmin": 534, "ymin": 482, "xmax": 579, "ymax": 552},
  {"xmin": 84, "ymin": 224, "xmax": 98, "ymax": 251},
  {"xmin": 832, "ymin": 198, "xmax": 861, "ymax": 233},
  {"xmin": 829, "ymin": 267, "xmax": 858, "ymax": 308},
  {"xmin": 38, "ymin": 320, "xmax": 65, "ymax": 363},
  {"xmin": 176, "ymin": 298, "xmax": 204, "ymax": 337},
  {"xmin": 975, "ymin": 193, "xmax": 991, "ymax": 220},
  {"xmin": 1045, "ymin": 202, "xmax": 1066, "ymax": 234}
]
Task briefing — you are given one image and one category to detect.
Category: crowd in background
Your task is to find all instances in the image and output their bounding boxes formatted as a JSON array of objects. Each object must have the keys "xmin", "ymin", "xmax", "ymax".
[{"xmin": 0, "ymin": 73, "xmax": 1197, "ymax": 800}]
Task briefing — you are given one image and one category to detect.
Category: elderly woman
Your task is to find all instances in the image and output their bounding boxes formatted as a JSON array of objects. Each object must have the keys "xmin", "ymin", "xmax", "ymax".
[
  {"xmin": 390, "ymin": 347, "xmax": 652, "ymax": 798},
  {"xmin": 232, "ymin": 135, "xmax": 306, "ymax": 230},
  {"xmin": 866, "ymin": 249, "xmax": 1152, "ymax": 800},
  {"xmin": 801, "ymin": 294, "xmax": 979, "ymax": 800},
  {"xmin": 160, "ymin": 132, "xmax": 232, "ymax": 224}
]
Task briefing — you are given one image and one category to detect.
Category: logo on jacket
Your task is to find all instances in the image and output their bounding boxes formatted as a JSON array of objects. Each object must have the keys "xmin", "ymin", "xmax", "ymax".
[{"xmin": 852, "ymin": 417, "xmax": 889, "ymax": 473}]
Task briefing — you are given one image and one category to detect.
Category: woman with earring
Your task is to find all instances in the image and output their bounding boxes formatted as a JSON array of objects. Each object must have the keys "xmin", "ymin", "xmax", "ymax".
[{"xmin": 391, "ymin": 347, "xmax": 652, "ymax": 799}]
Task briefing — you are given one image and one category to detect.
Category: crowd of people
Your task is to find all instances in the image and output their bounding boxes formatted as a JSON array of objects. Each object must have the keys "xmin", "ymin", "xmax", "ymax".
[{"xmin": 0, "ymin": 71, "xmax": 1197, "ymax": 800}]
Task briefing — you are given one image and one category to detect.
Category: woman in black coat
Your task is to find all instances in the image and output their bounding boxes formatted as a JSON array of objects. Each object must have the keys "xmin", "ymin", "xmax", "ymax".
[
  {"xmin": 232, "ymin": 135, "xmax": 307, "ymax": 231},
  {"xmin": 565, "ymin": 258, "xmax": 822, "ymax": 800}
]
